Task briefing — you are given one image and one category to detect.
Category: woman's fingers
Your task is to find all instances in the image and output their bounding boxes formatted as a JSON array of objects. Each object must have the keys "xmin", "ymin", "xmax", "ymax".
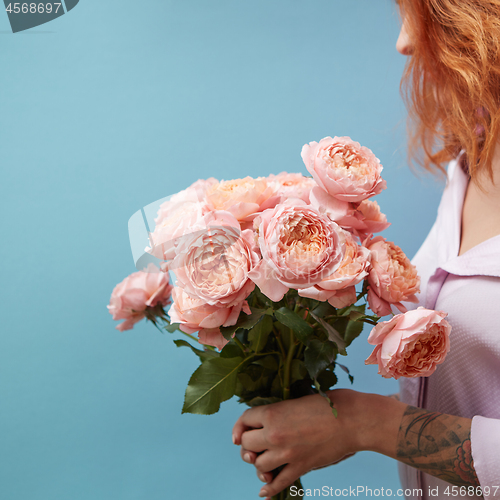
[
  {"xmin": 258, "ymin": 463, "xmax": 305, "ymax": 498},
  {"xmin": 240, "ymin": 428, "xmax": 268, "ymax": 454},
  {"xmin": 254, "ymin": 449, "xmax": 289, "ymax": 473},
  {"xmin": 232, "ymin": 407, "xmax": 265, "ymax": 445},
  {"xmin": 240, "ymin": 447, "xmax": 257, "ymax": 464},
  {"xmin": 256, "ymin": 470, "xmax": 273, "ymax": 483}
]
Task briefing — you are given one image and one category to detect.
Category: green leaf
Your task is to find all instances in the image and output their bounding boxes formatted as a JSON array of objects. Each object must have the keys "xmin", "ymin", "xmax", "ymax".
[
  {"xmin": 164, "ymin": 322, "xmax": 181, "ymax": 333},
  {"xmin": 254, "ymin": 355, "xmax": 279, "ymax": 371},
  {"xmin": 333, "ymin": 316, "xmax": 348, "ymax": 335},
  {"xmin": 309, "ymin": 311, "xmax": 347, "ymax": 355},
  {"xmin": 220, "ymin": 342, "xmax": 245, "ymax": 359},
  {"xmin": 348, "ymin": 310, "xmax": 365, "ymax": 321},
  {"xmin": 345, "ymin": 319, "xmax": 365, "ymax": 347},
  {"xmin": 182, "ymin": 357, "xmax": 245, "ymax": 415},
  {"xmin": 173, "ymin": 339, "xmax": 218, "ymax": 361},
  {"xmin": 338, "ymin": 303, "xmax": 365, "ymax": 317},
  {"xmin": 313, "ymin": 378, "xmax": 337, "ymax": 417},
  {"xmin": 337, "ymin": 362, "xmax": 355, "ymax": 384},
  {"xmin": 254, "ymin": 286, "xmax": 277, "ymax": 309},
  {"xmin": 235, "ymin": 329, "xmax": 247, "ymax": 344},
  {"xmin": 246, "ymin": 396, "xmax": 282, "ymax": 407},
  {"xmin": 248, "ymin": 315, "xmax": 274, "ymax": 353},
  {"xmin": 311, "ymin": 301, "xmax": 337, "ymax": 319},
  {"xmin": 290, "ymin": 359, "xmax": 308, "ymax": 384},
  {"xmin": 274, "ymin": 321, "xmax": 292, "ymax": 351},
  {"xmin": 270, "ymin": 371, "xmax": 284, "ymax": 398},
  {"xmin": 304, "ymin": 339, "xmax": 337, "ymax": 380},
  {"xmin": 275, "ymin": 307, "xmax": 313, "ymax": 346},
  {"xmin": 316, "ymin": 369, "xmax": 338, "ymax": 392},
  {"xmin": 238, "ymin": 370, "xmax": 270, "ymax": 393},
  {"xmin": 219, "ymin": 307, "xmax": 271, "ymax": 340}
]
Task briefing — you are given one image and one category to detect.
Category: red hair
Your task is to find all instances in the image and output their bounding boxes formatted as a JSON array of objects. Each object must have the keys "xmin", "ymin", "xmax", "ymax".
[{"xmin": 398, "ymin": 0, "xmax": 500, "ymax": 180}]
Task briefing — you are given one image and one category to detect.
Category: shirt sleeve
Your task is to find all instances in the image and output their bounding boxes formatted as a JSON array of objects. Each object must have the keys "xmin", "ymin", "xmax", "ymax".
[{"xmin": 471, "ymin": 416, "xmax": 500, "ymax": 498}]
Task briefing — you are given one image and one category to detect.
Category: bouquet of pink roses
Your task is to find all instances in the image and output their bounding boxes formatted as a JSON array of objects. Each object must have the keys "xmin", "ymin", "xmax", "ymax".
[{"xmin": 108, "ymin": 136, "xmax": 451, "ymax": 500}]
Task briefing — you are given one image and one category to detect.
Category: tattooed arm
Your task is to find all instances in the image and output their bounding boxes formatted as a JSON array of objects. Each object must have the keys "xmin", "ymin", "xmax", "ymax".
[
  {"xmin": 358, "ymin": 395, "xmax": 480, "ymax": 488},
  {"xmin": 395, "ymin": 405, "xmax": 479, "ymax": 487}
]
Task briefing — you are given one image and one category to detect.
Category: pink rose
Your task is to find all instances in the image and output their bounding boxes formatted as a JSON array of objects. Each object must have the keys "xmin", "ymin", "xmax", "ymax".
[
  {"xmin": 148, "ymin": 179, "xmax": 217, "ymax": 261},
  {"xmin": 171, "ymin": 211, "xmax": 260, "ymax": 307},
  {"xmin": 205, "ymin": 176, "xmax": 280, "ymax": 222},
  {"xmin": 169, "ymin": 287, "xmax": 251, "ymax": 350},
  {"xmin": 299, "ymin": 230, "xmax": 371, "ymax": 308},
  {"xmin": 266, "ymin": 172, "xmax": 316, "ymax": 204},
  {"xmin": 336, "ymin": 199, "xmax": 391, "ymax": 238},
  {"xmin": 309, "ymin": 189, "xmax": 390, "ymax": 238},
  {"xmin": 108, "ymin": 264, "xmax": 173, "ymax": 331},
  {"xmin": 147, "ymin": 201, "xmax": 206, "ymax": 261},
  {"xmin": 365, "ymin": 307, "xmax": 451, "ymax": 379},
  {"xmin": 301, "ymin": 136, "xmax": 386, "ymax": 202},
  {"xmin": 309, "ymin": 186, "xmax": 351, "ymax": 223},
  {"xmin": 154, "ymin": 178, "xmax": 217, "ymax": 226},
  {"xmin": 248, "ymin": 199, "xmax": 345, "ymax": 302},
  {"xmin": 366, "ymin": 236, "xmax": 420, "ymax": 316},
  {"xmin": 356, "ymin": 199, "xmax": 390, "ymax": 234}
]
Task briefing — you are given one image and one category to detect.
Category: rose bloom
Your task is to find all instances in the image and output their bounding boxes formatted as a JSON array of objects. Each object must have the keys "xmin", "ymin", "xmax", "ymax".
[
  {"xmin": 170, "ymin": 210, "xmax": 260, "ymax": 308},
  {"xmin": 366, "ymin": 236, "xmax": 420, "ymax": 317},
  {"xmin": 154, "ymin": 178, "xmax": 217, "ymax": 226},
  {"xmin": 147, "ymin": 179, "xmax": 218, "ymax": 261},
  {"xmin": 309, "ymin": 185, "xmax": 351, "ymax": 223},
  {"xmin": 356, "ymin": 199, "xmax": 390, "ymax": 234},
  {"xmin": 169, "ymin": 286, "xmax": 251, "ymax": 350},
  {"xmin": 205, "ymin": 176, "xmax": 280, "ymax": 222},
  {"xmin": 248, "ymin": 199, "xmax": 345, "ymax": 302},
  {"xmin": 339, "ymin": 199, "xmax": 391, "ymax": 238},
  {"xmin": 308, "ymin": 188, "xmax": 390, "ymax": 239},
  {"xmin": 266, "ymin": 172, "xmax": 316, "ymax": 204},
  {"xmin": 365, "ymin": 307, "xmax": 451, "ymax": 379},
  {"xmin": 299, "ymin": 230, "xmax": 371, "ymax": 308},
  {"xmin": 147, "ymin": 200, "xmax": 206, "ymax": 261},
  {"xmin": 301, "ymin": 136, "xmax": 386, "ymax": 203},
  {"xmin": 108, "ymin": 264, "xmax": 173, "ymax": 331}
]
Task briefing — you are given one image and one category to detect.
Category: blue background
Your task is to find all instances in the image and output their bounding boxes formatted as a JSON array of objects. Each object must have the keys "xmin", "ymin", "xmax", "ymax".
[{"xmin": 0, "ymin": 1, "xmax": 445, "ymax": 499}]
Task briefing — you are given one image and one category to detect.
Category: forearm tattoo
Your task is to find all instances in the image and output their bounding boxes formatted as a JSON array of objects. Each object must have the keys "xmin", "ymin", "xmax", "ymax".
[{"xmin": 397, "ymin": 406, "xmax": 479, "ymax": 487}]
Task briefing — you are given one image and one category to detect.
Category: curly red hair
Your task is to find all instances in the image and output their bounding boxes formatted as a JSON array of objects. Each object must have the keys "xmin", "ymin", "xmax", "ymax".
[{"xmin": 398, "ymin": 0, "xmax": 500, "ymax": 180}]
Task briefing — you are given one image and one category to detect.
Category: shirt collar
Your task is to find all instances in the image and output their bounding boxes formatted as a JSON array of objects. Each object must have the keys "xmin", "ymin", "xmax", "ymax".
[{"xmin": 437, "ymin": 155, "xmax": 500, "ymax": 277}]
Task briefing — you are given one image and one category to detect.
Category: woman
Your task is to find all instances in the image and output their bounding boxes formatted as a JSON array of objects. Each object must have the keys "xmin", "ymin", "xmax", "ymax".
[{"xmin": 232, "ymin": 1, "xmax": 500, "ymax": 499}]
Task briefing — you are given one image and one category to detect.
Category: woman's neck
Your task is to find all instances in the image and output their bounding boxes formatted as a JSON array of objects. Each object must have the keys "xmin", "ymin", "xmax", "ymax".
[{"xmin": 458, "ymin": 142, "xmax": 500, "ymax": 256}]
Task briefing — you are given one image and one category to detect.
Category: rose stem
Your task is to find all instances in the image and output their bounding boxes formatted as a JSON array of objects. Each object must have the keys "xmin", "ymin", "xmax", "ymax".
[
  {"xmin": 233, "ymin": 336, "xmax": 247, "ymax": 357},
  {"xmin": 282, "ymin": 336, "xmax": 297, "ymax": 401}
]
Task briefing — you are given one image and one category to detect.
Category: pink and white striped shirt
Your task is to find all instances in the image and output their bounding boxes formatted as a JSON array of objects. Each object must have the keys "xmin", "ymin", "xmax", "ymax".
[{"xmin": 398, "ymin": 156, "xmax": 500, "ymax": 500}]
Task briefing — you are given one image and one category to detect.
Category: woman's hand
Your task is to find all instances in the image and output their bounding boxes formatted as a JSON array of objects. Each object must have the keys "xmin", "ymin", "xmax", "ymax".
[{"xmin": 232, "ymin": 389, "xmax": 405, "ymax": 499}]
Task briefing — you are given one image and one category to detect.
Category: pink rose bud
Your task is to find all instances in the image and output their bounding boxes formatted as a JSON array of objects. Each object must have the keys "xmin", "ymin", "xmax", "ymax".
[
  {"xmin": 108, "ymin": 264, "xmax": 173, "ymax": 331},
  {"xmin": 366, "ymin": 236, "xmax": 420, "ymax": 316},
  {"xmin": 354, "ymin": 199, "xmax": 391, "ymax": 236},
  {"xmin": 365, "ymin": 307, "xmax": 451, "ymax": 379}
]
